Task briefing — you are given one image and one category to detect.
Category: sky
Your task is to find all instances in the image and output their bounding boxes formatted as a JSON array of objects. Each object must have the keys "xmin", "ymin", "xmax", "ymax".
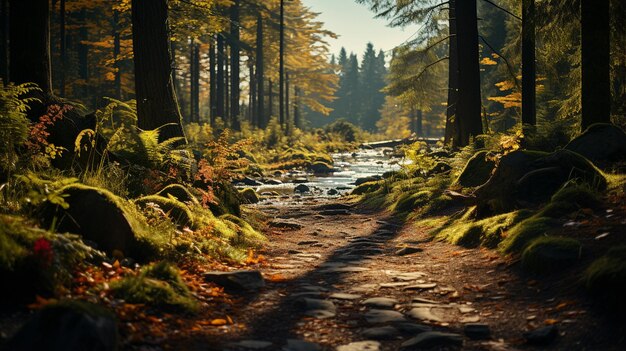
[{"xmin": 301, "ymin": 0, "xmax": 420, "ymax": 60}]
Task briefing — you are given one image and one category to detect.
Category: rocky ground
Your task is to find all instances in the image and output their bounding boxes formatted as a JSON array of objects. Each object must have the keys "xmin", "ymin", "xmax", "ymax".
[{"xmin": 168, "ymin": 197, "xmax": 625, "ymax": 351}]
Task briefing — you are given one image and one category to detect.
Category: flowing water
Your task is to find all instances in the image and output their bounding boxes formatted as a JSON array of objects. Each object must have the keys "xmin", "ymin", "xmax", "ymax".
[{"xmin": 249, "ymin": 148, "xmax": 405, "ymax": 202}]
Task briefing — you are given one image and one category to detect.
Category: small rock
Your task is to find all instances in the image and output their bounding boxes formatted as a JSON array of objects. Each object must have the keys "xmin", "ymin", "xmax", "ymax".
[
  {"xmin": 328, "ymin": 189, "xmax": 339, "ymax": 196},
  {"xmin": 395, "ymin": 246, "xmax": 423, "ymax": 256},
  {"xmin": 523, "ymin": 325, "xmax": 558, "ymax": 345},
  {"xmin": 297, "ymin": 240, "xmax": 319, "ymax": 245},
  {"xmin": 320, "ymin": 209, "xmax": 350, "ymax": 216},
  {"xmin": 458, "ymin": 306, "xmax": 475, "ymax": 314},
  {"xmin": 379, "ymin": 282, "xmax": 410, "ymax": 288},
  {"xmin": 329, "ymin": 293, "xmax": 362, "ymax": 301},
  {"xmin": 264, "ymin": 179, "xmax": 283, "ymax": 185},
  {"xmin": 460, "ymin": 315, "xmax": 481, "ymax": 323},
  {"xmin": 361, "ymin": 326, "xmax": 399, "ymax": 340},
  {"xmin": 304, "ymin": 310, "xmax": 336, "ymax": 319},
  {"xmin": 407, "ymin": 307, "xmax": 444, "ymax": 322},
  {"xmin": 232, "ymin": 340, "xmax": 273, "ymax": 349},
  {"xmin": 294, "ymin": 184, "xmax": 310, "ymax": 193},
  {"xmin": 204, "ymin": 270, "xmax": 265, "ymax": 292},
  {"xmin": 269, "ymin": 220, "xmax": 304, "ymax": 230},
  {"xmin": 237, "ymin": 177, "xmax": 263, "ymax": 186},
  {"xmin": 464, "ymin": 323, "xmax": 491, "ymax": 340},
  {"xmin": 362, "ymin": 297, "xmax": 398, "ymax": 309},
  {"xmin": 400, "ymin": 331, "xmax": 463, "ymax": 349},
  {"xmin": 336, "ymin": 340, "xmax": 381, "ymax": 351},
  {"xmin": 322, "ymin": 266, "xmax": 370, "ymax": 273},
  {"xmin": 365, "ymin": 309, "xmax": 406, "ymax": 324},
  {"xmin": 404, "ymin": 283, "xmax": 437, "ymax": 290},
  {"xmin": 394, "ymin": 322, "xmax": 432, "ymax": 335},
  {"xmin": 283, "ymin": 339, "xmax": 322, "ymax": 351}
]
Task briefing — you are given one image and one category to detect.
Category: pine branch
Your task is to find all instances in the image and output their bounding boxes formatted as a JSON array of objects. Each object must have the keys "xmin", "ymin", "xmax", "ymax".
[{"xmin": 480, "ymin": 0, "xmax": 521, "ymax": 21}]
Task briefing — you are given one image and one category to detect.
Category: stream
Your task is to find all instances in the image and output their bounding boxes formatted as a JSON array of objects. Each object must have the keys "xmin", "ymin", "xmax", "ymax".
[{"xmin": 245, "ymin": 148, "xmax": 406, "ymax": 204}]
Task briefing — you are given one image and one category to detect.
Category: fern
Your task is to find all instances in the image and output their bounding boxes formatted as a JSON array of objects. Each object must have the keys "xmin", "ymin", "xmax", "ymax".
[{"xmin": 0, "ymin": 83, "xmax": 39, "ymax": 173}]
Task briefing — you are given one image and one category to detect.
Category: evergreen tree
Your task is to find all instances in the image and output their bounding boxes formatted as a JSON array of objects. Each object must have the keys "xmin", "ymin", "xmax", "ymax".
[{"xmin": 358, "ymin": 43, "xmax": 386, "ymax": 130}]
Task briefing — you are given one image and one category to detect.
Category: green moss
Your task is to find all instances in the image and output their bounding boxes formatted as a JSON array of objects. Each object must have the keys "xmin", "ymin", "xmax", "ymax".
[
  {"xmin": 551, "ymin": 185, "xmax": 602, "ymax": 209},
  {"xmin": 499, "ymin": 217, "xmax": 554, "ymax": 253},
  {"xmin": 583, "ymin": 246, "xmax": 626, "ymax": 311},
  {"xmin": 521, "ymin": 236, "xmax": 582, "ymax": 274},
  {"xmin": 220, "ymin": 214, "xmax": 266, "ymax": 245},
  {"xmin": 157, "ymin": 184, "xmax": 200, "ymax": 205},
  {"xmin": 393, "ymin": 191, "xmax": 431, "ymax": 214},
  {"xmin": 239, "ymin": 188, "xmax": 260, "ymax": 204},
  {"xmin": 207, "ymin": 183, "xmax": 241, "ymax": 217},
  {"xmin": 422, "ymin": 194, "xmax": 454, "ymax": 215},
  {"xmin": 309, "ymin": 161, "xmax": 333, "ymax": 174},
  {"xmin": 536, "ymin": 201, "xmax": 579, "ymax": 218},
  {"xmin": 110, "ymin": 261, "xmax": 198, "ymax": 312},
  {"xmin": 436, "ymin": 210, "xmax": 531, "ymax": 248},
  {"xmin": 135, "ymin": 195, "xmax": 194, "ymax": 227},
  {"xmin": 351, "ymin": 181, "xmax": 384, "ymax": 195}
]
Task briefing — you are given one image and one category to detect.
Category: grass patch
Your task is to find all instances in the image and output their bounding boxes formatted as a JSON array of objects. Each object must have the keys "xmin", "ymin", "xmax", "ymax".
[
  {"xmin": 110, "ymin": 261, "xmax": 198, "ymax": 312},
  {"xmin": 521, "ymin": 236, "xmax": 582, "ymax": 274}
]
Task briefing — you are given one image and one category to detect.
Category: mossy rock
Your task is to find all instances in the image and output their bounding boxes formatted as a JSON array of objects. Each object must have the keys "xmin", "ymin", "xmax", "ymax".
[
  {"xmin": 351, "ymin": 181, "xmax": 383, "ymax": 195},
  {"xmin": 5, "ymin": 299, "xmax": 118, "ymax": 351},
  {"xmin": 583, "ymin": 246, "xmax": 626, "ymax": 312},
  {"xmin": 110, "ymin": 261, "xmax": 198, "ymax": 312},
  {"xmin": 43, "ymin": 184, "xmax": 141, "ymax": 255},
  {"xmin": 394, "ymin": 191, "xmax": 431, "ymax": 214},
  {"xmin": 211, "ymin": 183, "xmax": 242, "ymax": 217},
  {"xmin": 522, "ymin": 236, "xmax": 582, "ymax": 274},
  {"xmin": 239, "ymin": 188, "xmax": 260, "ymax": 204},
  {"xmin": 474, "ymin": 150, "xmax": 605, "ymax": 214},
  {"xmin": 309, "ymin": 161, "xmax": 334, "ymax": 174},
  {"xmin": 565, "ymin": 123, "xmax": 626, "ymax": 169},
  {"xmin": 135, "ymin": 195, "xmax": 194, "ymax": 227},
  {"xmin": 456, "ymin": 151, "xmax": 496, "ymax": 187},
  {"xmin": 157, "ymin": 184, "xmax": 200, "ymax": 206},
  {"xmin": 427, "ymin": 162, "xmax": 453, "ymax": 176},
  {"xmin": 499, "ymin": 217, "xmax": 554, "ymax": 253},
  {"xmin": 551, "ymin": 184, "xmax": 601, "ymax": 209}
]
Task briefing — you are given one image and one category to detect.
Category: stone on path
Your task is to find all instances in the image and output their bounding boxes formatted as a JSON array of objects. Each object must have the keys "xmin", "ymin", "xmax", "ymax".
[
  {"xmin": 404, "ymin": 283, "xmax": 437, "ymax": 290},
  {"xmin": 523, "ymin": 325, "xmax": 558, "ymax": 345},
  {"xmin": 329, "ymin": 293, "xmax": 362, "ymax": 301},
  {"xmin": 400, "ymin": 331, "xmax": 463, "ymax": 349},
  {"xmin": 322, "ymin": 266, "xmax": 370, "ymax": 273},
  {"xmin": 460, "ymin": 315, "xmax": 481, "ymax": 323},
  {"xmin": 394, "ymin": 322, "xmax": 432, "ymax": 335},
  {"xmin": 362, "ymin": 297, "xmax": 398, "ymax": 309},
  {"xmin": 458, "ymin": 306, "xmax": 475, "ymax": 314},
  {"xmin": 361, "ymin": 326, "xmax": 399, "ymax": 340},
  {"xmin": 320, "ymin": 209, "xmax": 351, "ymax": 216},
  {"xmin": 365, "ymin": 309, "xmax": 406, "ymax": 324},
  {"xmin": 379, "ymin": 282, "xmax": 410, "ymax": 288},
  {"xmin": 297, "ymin": 240, "xmax": 319, "ymax": 245},
  {"xmin": 204, "ymin": 270, "xmax": 265, "ymax": 292},
  {"xmin": 385, "ymin": 271, "xmax": 426, "ymax": 281},
  {"xmin": 464, "ymin": 324, "xmax": 491, "ymax": 340},
  {"xmin": 395, "ymin": 246, "xmax": 423, "ymax": 256},
  {"xmin": 231, "ymin": 340, "xmax": 273, "ymax": 349},
  {"xmin": 283, "ymin": 339, "xmax": 322, "ymax": 351},
  {"xmin": 269, "ymin": 220, "xmax": 304, "ymax": 230},
  {"xmin": 336, "ymin": 340, "xmax": 381, "ymax": 351},
  {"xmin": 351, "ymin": 284, "xmax": 379, "ymax": 293},
  {"xmin": 297, "ymin": 298, "xmax": 336, "ymax": 319},
  {"xmin": 407, "ymin": 307, "xmax": 444, "ymax": 323}
]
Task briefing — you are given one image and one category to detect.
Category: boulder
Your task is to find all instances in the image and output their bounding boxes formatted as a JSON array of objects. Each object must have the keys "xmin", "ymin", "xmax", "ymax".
[
  {"xmin": 235, "ymin": 176, "xmax": 263, "ymax": 186},
  {"xmin": 474, "ymin": 150, "xmax": 605, "ymax": 214},
  {"xmin": 240, "ymin": 188, "xmax": 260, "ymax": 204},
  {"xmin": 204, "ymin": 270, "xmax": 265, "ymax": 292},
  {"xmin": 5, "ymin": 300, "xmax": 118, "ymax": 351},
  {"xmin": 156, "ymin": 184, "xmax": 200, "ymax": 205},
  {"xmin": 327, "ymin": 188, "xmax": 339, "ymax": 196},
  {"xmin": 355, "ymin": 175, "xmax": 382, "ymax": 186},
  {"xmin": 309, "ymin": 161, "xmax": 334, "ymax": 174},
  {"xmin": 43, "ymin": 184, "xmax": 139, "ymax": 255},
  {"xmin": 135, "ymin": 195, "xmax": 194, "ymax": 227},
  {"xmin": 294, "ymin": 184, "xmax": 310, "ymax": 193},
  {"xmin": 522, "ymin": 237, "xmax": 582, "ymax": 274},
  {"xmin": 456, "ymin": 151, "xmax": 496, "ymax": 187},
  {"xmin": 565, "ymin": 123, "xmax": 626, "ymax": 168}
]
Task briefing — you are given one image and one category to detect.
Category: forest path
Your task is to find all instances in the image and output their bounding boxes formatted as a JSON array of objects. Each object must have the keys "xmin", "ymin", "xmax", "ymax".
[{"xmin": 175, "ymin": 198, "xmax": 620, "ymax": 351}]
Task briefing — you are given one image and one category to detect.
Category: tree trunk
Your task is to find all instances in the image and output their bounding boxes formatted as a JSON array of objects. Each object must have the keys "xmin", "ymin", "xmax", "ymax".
[
  {"xmin": 191, "ymin": 41, "xmax": 200, "ymax": 123},
  {"xmin": 416, "ymin": 109, "xmax": 423, "ymax": 137},
  {"xmin": 230, "ymin": 0, "xmax": 240, "ymax": 130},
  {"xmin": 209, "ymin": 38, "xmax": 216, "ymax": 126},
  {"xmin": 279, "ymin": 0, "xmax": 285, "ymax": 128},
  {"xmin": 256, "ymin": 14, "xmax": 265, "ymax": 128},
  {"xmin": 581, "ymin": 0, "xmax": 611, "ymax": 130},
  {"xmin": 249, "ymin": 62, "xmax": 256, "ymax": 126},
  {"xmin": 131, "ymin": 0, "xmax": 186, "ymax": 142},
  {"xmin": 171, "ymin": 40, "xmax": 186, "ymax": 122},
  {"xmin": 216, "ymin": 34, "xmax": 225, "ymax": 120},
  {"xmin": 294, "ymin": 86, "xmax": 300, "ymax": 129},
  {"xmin": 113, "ymin": 9, "xmax": 122, "ymax": 99},
  {"xmin": 268, "ymin": 78, "xmax": 273, "ymax": 121},
  {"xmin": 285, "ymin": 70, "xmax": 290, "ymax": 133},
  {"xmin": 521, "ymin": 0, "xmax": 536, "ymax": 126},
  {"xmin": 454, "ymin": 0, "xmax": 482, "ymax": 147},
  {"xmin": 444, "ymin": 0, "xmax": 458, "ymax": 144},
  {"xmin": 224, "ymin": 48, "xmax": 230, "ymax": 122},
  {"xmin": 59, "ymin": 0, "xmax": 66, "ymax": 96},
  {"xmin": 78, "ymin": 9, "xmax": 89, "ymax": 92},
  {"xmin": 9, "ymin": 0, "xmax": 52, "ymax": 95},
  {"xmin": 0, "ymin": 0, "xmax": 8, "ymax": 84}
]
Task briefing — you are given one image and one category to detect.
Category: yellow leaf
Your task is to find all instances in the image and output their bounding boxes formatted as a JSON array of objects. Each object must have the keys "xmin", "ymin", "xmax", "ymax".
[
  {"xmin": 480, "ymin": 57, "xmax": 498, "ymax": 66},
  {"xmin": 210, "ymin": 319, "xmax": 228, "ymax": 326}
]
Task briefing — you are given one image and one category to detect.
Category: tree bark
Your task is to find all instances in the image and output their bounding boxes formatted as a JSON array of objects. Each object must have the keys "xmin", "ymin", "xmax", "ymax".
[
  {"xmin": 279, "ymin": 0, "xmax": 285, "ymax": 128},
  {"xmin": 59, "ymin": 0, "xmax": 66, "ymax": 96},
  {"xmin": 268, "ymin": 78, "xmax": 273, "ymax": 121},
  {"xmin": 454, "ymin": 0, "xmax": 482, "ymax": 147},
  {"xmin": 285, "ymin": 70, "xmax": 290, "ymax": 133},
  {"xmin": 224, "ymin": 48, "xmax": 230, "ymax": 122},
  {"xmin": 113, "ymin": 9, "xmax": 122, "ymax": 99},
  {"xmin": 444, "ymin": 0, "xmax": 458, "ymax": 144},
  {"xmin": 416, "ymin": 109, "xmax": 423, "ymax": 137},
  {"xmin": 249, "ymin": 62, "xmax": 256, "ymax": 126},
  {"xmin": 0, "ymin": 0, "xmax": 8, "ymax": 84},
  {"xmin": 9, "ymin": 0, "xmax": 53, "ymax": 95},
  {"xmin": 521, "ymin": 0, "xmax": 536, "ymax": 126},
  {"xmin": 131, "ymin": 0, "xmax": 186, "ymax": 143},
  {"xmin": 209, "ymin": 38, "xmax": 216, "ymax": 126},
  {"xmin": 581, "ymin": 0, "xmax": 611, "ymax": 130},
  {"xmin": 294, "ymin": 86, "xmax": 300, "ymax": 129},
  {"xmin": 230, "ymin": 0, "xmax": 241, "ymax": 130},
  {"xmin": 216, "ymin": 34, "xmax": 225, "ymax": 120},
  {"xmin": 191, "ymin": 41, "xmax": 200, "ymax": 123},
  {"xmin": 256, "ymin": 14, "xmax": 265, "ymax": 128}
]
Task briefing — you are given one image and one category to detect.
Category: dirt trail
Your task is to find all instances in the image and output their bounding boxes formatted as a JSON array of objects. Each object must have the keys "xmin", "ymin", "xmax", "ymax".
[{"xmin": 173, "ymin": 198, "xmax": 624, "ymax": 351}]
